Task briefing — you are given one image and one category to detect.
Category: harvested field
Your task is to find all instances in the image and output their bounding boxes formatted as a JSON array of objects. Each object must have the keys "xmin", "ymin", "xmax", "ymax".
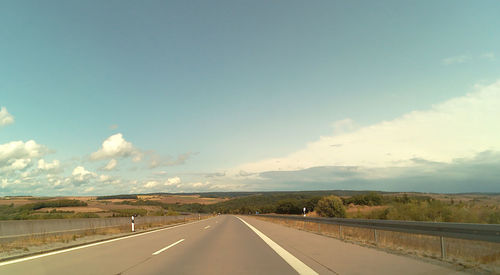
[
  {"xmin": 65, "ymin": 196, "xmax": 96, "ymax": 202},
  {"xmin": 139, "ymin": 194, "xmax": 228, "ymax": 205},
  {"xmin": 0, "ymin": 199, "xmax": 33, "ymax": 206},
  {"xmin": 89, "ymin": 203, "xmax": 162, "ymax": 212}
]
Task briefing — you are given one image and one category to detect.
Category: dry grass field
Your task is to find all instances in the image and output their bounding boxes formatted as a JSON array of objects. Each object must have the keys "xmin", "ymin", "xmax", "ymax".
[
  {"xmin": 345, "ymin": 205, "xmax": 389, "ymax": 215},
  {"xmin": 384, "ymin": 192, "xmax": 500, "ymax": 206},
  {"xmin": 0, "ymin": 197, "xmax": 38, "ymax": 206},
  {"xmin": 138, "ymin": 194, "xmax": 228, "ymax": 205}
]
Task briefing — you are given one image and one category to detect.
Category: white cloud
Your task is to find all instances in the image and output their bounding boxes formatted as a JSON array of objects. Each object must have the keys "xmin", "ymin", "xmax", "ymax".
[
  {"xmin": 98, "ymin": 174, "xmax": 120, "ymax": 184},
  {"xmin": 38, "ymin": 159, "xmax": 60, "ymax": 171},
  {"xmin": 233, "ymin": 80, "xmax": 500, "ymax": 175},
  {"xmin": 443, "ymin": 53, "xmax": 496, "ymax": 65},
  {"xmin": 8, "ymin": 158, "xmax": 31, "ymax": 171},
  {"xmin": 71, "ymin": 166, "xmax": 97, "ymax": 184},
  {"xmin": 208, "ymin": 183, "xmax": 245, "ymax": 190},
  {"xmin": 84, "ymin": 186, "xmax": 95, "ymax": 193},
  {"xmin": 102, "ymin": 159, "xmax": 117, "ymax": 171},
  {"xmin": 165, "ymin": 177, "xmax": 181, "ymax": 186},
  {"xmin": 442, "ymin": 55, "xmax": 469, "ymax": 65},
  {"xmin": 132, "ymin": 154, "xmax": 142, "ymax": 162},
  {"xmin": 192, "ymin": 181, "xmax": 210, "ymax": 188},
  {"xmin": 144, "ymin": 180, "xmax": 159, "ymax": 188},
  {"xmin": 1, "ymin": 179, "xmax": 8, "ymax": 188},
  {"xmin": 0, "ymin": 140, "xmax": 47, "ymax": 172},
  {"xmin": 0, "ymin": 107, "xmax": 14, "ymax": 126},
  {"xmin": 148, "ymin": 152, "xmax": 195, "ymax": 168},
  {"xmin": 480, "ymin": 52, "xmax": 495, "ymax": 61},
  {"xmin": 48, "ymin": 175, "xmax": 63, "ymax": 187},
  {"xmin": 332, "ymin": 118, "xmax": 357, "ymax": 134},
  {"xmin": 154, "ymin": 171, "xmax": 168, "ymax": 175},
  {"xmin": 91, "ymin": 133, "xmax": 140, "ymax": 161}
]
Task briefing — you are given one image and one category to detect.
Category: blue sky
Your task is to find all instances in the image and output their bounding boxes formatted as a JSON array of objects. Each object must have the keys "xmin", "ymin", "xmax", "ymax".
[{"xmin": 1, "ymin": 1, "xmax": 500, "ymax": 195}]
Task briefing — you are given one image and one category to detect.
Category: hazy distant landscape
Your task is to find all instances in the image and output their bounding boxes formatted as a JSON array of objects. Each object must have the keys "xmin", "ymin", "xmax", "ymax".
[{"xmin": 2, "ymin": 191, "xmax": 499, "ymax": 224}]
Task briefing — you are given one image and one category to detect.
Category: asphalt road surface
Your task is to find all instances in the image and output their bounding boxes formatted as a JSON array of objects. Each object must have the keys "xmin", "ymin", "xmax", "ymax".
[{"xmin": 0, "ymin": 215, "xmax": 464, "ymax": 275}]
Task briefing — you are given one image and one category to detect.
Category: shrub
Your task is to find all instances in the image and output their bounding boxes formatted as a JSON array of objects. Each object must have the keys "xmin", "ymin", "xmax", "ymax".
[
  {"xmin": 276, "ymin": 200, "xmax": 302, "ymax": 214},
  {"xmin": 111, "ymin": 208, "xmax": 147, "ymax": 217},
  {"xmin": 72, "ymin": 213, "xmax": 100, "ymax": 218},
  {"xmin": 316, "ymin": 195, "xmax": 346, "ymax": 218}
]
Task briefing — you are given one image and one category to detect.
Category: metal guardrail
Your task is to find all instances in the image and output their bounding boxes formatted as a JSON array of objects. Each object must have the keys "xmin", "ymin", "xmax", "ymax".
[{"xmin": 255, "ymin": 214, "xmax": 500, "ymax": 243}]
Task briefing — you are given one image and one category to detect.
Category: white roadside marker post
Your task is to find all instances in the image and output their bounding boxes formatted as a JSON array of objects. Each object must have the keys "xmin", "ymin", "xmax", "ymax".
[
  {"xmin": 131, "ymin": 215, "xmax": 135, "ymax": 232},
  {"xmin": 303, "ymin": 207, "xmax": 306, "ymax": 217}
]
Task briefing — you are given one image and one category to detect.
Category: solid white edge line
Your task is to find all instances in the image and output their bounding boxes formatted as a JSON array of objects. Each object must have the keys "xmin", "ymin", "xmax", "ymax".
[
  {"xmin": 152, "ymin": 239, "xmax": 184, "ymax": 255},
  {"xmin": 236, "ymin": 216, "xmax": 318, "ymax": 275},
  {"xmin": 204, "ymin": 225, "xmax": 210, "ymax": 229},
  {"xmin": 0, "ymin": 218, "xmax": 210, "ymax": 267}
]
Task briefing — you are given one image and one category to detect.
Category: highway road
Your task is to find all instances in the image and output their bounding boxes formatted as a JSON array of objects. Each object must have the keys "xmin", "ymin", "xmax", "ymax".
[{"xmin": 0, "ymin": 215, "xmax": 464, "ymax": 275}]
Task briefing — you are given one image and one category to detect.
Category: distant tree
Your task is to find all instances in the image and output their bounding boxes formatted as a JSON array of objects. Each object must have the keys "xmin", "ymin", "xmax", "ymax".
[
  {"xmin": 364, "ymin": 192, "xmax": 383, "ymax": 205},
  {"xmin": 96, "ymin": 195, "xmax": 138, "ymax": 200},
  {"xmin": 343, "ymin": 192, "xmax": 383, "ymax": 206},
  {"xmin": 316, "ymin": 195, "xmax": 346, "ymax": 218},
  {"xmin": 276, "ymin": 200, "xmax": 302, "ymax": 214},
  {"xmin": 304, "ymin": 197, "xmax": 321, "ymax": 212}
]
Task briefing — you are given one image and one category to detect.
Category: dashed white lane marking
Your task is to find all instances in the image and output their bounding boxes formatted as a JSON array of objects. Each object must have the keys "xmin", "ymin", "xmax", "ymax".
[
  {"xmin": 204, "ymin": 225, "xmax": 211, "ymax": 229},
  {"xmin": 236, "ymin": 216, "xmax": 318, "ymax": 275},
  {"xmin": 152, "ymin": 239, "xmax": 184, "ymax": 255},
  {"xmin": 0, "ymin": 218, "xmax": 210, "ymax": 267}
]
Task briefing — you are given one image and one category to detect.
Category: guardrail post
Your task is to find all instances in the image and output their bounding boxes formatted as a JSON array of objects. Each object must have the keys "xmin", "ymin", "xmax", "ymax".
[
  {"xmin": 374, "ymin": 229, "xmax": 378, "ymax": 245},
  {"xmin": 440, "ymin": 236, "xmax": 446, "ymax": 259},
  {"xmin": 318, "ymin": 223, "xmax": 321, "ymax": 233},
  {"xmin": 339, "ymin": 225, "xmax": 343, "ymax": 239}
]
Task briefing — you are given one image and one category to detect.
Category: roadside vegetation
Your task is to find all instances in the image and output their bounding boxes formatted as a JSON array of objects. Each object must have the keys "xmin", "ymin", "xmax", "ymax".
[{"xmin": 348, "ymin": 194, "xmax": 500, "ymax": 223}]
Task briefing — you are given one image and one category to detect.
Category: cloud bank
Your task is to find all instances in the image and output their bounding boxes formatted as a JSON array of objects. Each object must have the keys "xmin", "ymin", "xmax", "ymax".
[
  {"xmin": 235, "ymin": 80, "xmax": 500, "ymax": 174},
  {"xmin": 212, "ymin": 80, "xmax": 500, "ymax": 193}
]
